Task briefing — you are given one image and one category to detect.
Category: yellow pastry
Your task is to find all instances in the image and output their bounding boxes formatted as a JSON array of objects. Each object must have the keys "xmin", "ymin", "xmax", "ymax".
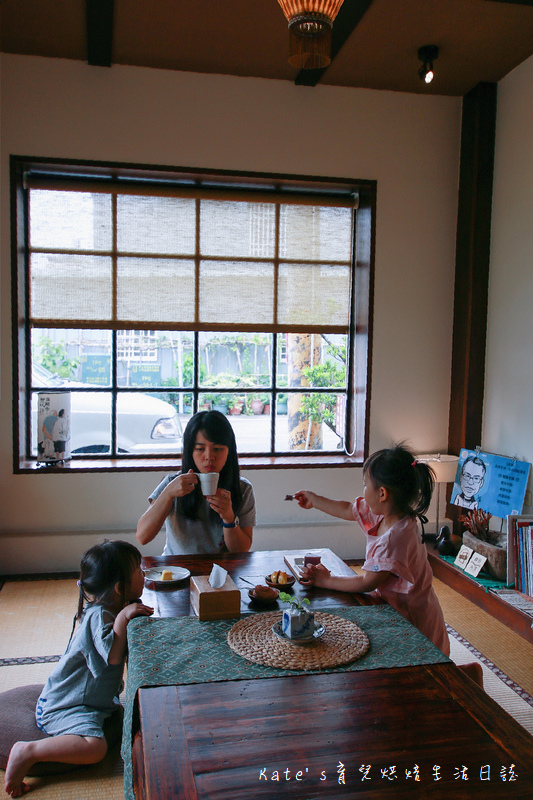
[{"xmin": 161, "ymin": 570, "xmax": 173, "ymax": 581}]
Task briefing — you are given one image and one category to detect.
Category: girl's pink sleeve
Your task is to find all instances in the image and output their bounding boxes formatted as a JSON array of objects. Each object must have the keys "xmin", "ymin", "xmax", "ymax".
[
  {"xmin": 352, "ymin": 496, "xmax": 380, "ymax": 532},
  {"xmin": 363, "ymin": 532, "xmax": 415, "ymax": 592},
  {"xmin": 363, "ymin": 553, "xmax": 415, "ymax": 593}
]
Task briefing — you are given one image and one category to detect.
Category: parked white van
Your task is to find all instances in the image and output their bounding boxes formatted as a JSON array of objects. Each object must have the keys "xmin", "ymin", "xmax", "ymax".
[{"xmin": 32, "ymin": 364, "xmax": 182, "ymax": 455}]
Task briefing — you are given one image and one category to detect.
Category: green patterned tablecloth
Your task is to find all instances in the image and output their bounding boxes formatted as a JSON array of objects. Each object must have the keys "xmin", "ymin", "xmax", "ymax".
[{"xmin": 122, "ymin": 604, "xmax": 450, "ymax": 800}]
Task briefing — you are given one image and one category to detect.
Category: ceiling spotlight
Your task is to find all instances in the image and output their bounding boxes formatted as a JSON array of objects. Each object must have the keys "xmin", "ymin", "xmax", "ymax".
[
  {"xmin": 418, "ymin": 45, "xmax": 439, "ymax": 84},
  {"xmin": 277, "ymin": 1, "xmax": 346, "ymax": 69}
]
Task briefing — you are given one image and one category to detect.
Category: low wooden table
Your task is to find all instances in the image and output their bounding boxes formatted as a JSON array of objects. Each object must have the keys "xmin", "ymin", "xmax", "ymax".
[
  {"xmin": 140, "ymin": 547, "xmax": 377, "ymax": 618},
  {"xmin": 130, "ymin": 549, "xmax": 533, "ymax": 799}
]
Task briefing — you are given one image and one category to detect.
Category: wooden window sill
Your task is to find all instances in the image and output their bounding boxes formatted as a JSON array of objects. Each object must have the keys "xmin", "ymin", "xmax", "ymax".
[{"xmin": 17, "ymin": 453, "xmax": 363, "ymax": 474}]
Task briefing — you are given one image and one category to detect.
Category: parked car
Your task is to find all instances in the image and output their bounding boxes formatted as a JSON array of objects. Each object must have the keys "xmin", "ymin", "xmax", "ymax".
[{"xmin": 31, "ymin": 364, "xmax": 183, "ymax": 455}]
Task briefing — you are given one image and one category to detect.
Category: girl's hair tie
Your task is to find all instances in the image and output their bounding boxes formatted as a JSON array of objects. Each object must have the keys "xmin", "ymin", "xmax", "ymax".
[{"xmin": 411, "ymin": 459, "xmax": 418, "ymax": 467}]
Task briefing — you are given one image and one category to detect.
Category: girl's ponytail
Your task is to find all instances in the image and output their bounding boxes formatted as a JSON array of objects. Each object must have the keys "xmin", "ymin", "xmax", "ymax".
[
  {"xmin": 364, "ymin": 444, "xmax": 435, "ymax": 518},
  {"xmin": 411, "ymin": 460, "xmax": 435, "ymax": 517},
  {"xmin": 67, "ymin": 579, "xmax": 87, "ymax": 646}
]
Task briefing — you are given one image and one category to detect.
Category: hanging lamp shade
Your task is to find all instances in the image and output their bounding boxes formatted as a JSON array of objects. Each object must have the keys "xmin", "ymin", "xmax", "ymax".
[{"xmin": 277, "ymin": 1, "xmax": 345, "ymax": 69}]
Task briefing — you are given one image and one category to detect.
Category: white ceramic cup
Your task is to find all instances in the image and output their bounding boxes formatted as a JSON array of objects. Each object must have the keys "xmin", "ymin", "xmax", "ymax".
[{"xmin": 198, "ymin": 472, "xmax": 219, "ymax": 495}]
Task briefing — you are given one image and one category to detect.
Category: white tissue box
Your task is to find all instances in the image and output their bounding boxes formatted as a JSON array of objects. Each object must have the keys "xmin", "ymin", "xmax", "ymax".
[{"xmin": 190, "ymin": 575, "xmax": 241, "ymax": 620}]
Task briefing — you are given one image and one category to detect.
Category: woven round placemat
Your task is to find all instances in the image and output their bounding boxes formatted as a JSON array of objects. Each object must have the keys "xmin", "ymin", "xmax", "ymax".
[{"xmin": 227, "ymin": 611, "xmax": 369, "ymax": 671}]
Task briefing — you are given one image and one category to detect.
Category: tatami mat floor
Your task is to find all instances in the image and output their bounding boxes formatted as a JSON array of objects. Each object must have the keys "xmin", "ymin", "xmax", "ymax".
[
  {"xmin": 1, "ymin": 575, "xmax": 532, "ymax": 798},
  {"xmin": 0, "ymin": 580, "xmax": 78, "ymax": 661},
  {"xmin": 433, "ymin": 577, "xmax": 533, "ymax": 698}
]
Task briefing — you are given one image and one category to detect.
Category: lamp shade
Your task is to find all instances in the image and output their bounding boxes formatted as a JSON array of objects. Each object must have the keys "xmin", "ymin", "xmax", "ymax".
[
  {"xmin": 277, "ymin": 1, "xmax": 345, "ymax": 69},
  {"xmin": 417, "ymin": 454, "xmax": 459, "ymax": 484},
  {"xmin": 277, "ymin": 0, "xmax": 345, "ymax": 19}
]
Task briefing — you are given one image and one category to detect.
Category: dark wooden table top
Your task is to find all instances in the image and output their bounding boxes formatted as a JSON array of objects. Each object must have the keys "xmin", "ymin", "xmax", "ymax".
[
  {"xmin": 134, "ymin": 665, "xmax": 533, "ymax": 799},
  {"xmin": 140, "ymin": 548, "xmax": 380, "ymax": 617},
  {"xmin": 133, "ymin": 549, "xmax": 533, "ymax": 800}
]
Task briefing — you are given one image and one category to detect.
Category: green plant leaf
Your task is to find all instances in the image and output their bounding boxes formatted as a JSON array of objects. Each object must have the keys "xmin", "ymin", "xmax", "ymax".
[{"xmin": 278, "ymin": 592, "xmax": 310, "ymax": 612}]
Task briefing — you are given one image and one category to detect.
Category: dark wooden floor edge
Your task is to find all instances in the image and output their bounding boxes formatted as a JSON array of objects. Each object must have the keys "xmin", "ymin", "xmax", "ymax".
[{"xmin": 0, "ymin": 572, "xmax": 78, "ymax": 586}]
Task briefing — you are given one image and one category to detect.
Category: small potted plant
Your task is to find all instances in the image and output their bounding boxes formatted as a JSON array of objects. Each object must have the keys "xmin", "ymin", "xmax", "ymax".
[
  {"xmin": 248, "ymin": 393, "xmax": 265, "ymax": 415},
  {"xmin": 279, "ymin": 592, "xmax": 314, "ymax": 639},
  {"xmin": 212, "ymin": 394, "xmax": 229, "ymax": 414},
  {"xmin": 228, "ymin": 395, "xmax": 244, "ymax": 415},
  {"xmin": 276, "ymin": 393, "xmax": 288, "ymax": 415}
]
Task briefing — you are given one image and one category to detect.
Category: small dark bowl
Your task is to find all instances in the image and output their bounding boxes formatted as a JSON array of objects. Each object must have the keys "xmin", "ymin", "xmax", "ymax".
[
  {"xmin": 265, "ymin": 574, "xmax": 295, "ymax": 589},
  {"xmin": 248, "ymin": 587, "xmax": 280, "ymax": 604}
]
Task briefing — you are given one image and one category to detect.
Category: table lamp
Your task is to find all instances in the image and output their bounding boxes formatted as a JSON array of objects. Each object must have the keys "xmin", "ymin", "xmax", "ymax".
[{"xmin": 417, "ymin": 454, "xmax": 459, "ymax": 542}]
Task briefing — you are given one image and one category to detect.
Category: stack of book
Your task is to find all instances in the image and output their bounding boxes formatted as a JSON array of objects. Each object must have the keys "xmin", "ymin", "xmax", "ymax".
[{"xmin": 507, "ymin": 515, "xmax": 533, "ymax": 596}]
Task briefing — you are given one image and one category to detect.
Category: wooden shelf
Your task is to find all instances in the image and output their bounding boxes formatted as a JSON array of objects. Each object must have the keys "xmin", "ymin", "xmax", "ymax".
[{"xmin": 426, "ymin": 546, "xmax": 533, "ymax": 645}]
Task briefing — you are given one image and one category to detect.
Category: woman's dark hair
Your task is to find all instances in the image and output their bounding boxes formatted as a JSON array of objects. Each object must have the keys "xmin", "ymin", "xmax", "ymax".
[
  {"xmin": 76, "ymin": 539, "xmax": 141, "ymax": 624},
  {"xmin": 180, "ymin": 410, "xmax": 242, "ymax": 520},
  {"xmin": 363, "ymin": 444, "xmax": 435, "ymax": 517}
]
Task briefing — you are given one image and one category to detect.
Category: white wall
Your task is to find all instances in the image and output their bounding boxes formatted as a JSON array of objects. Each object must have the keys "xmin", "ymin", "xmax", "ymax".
[
  {"xmin": 483, "ymin": 53, "xmax": 533, "ymax": 515},
  {"xmin": 0, "ymin": 55, "xmax": 461, "ymax": 573}
]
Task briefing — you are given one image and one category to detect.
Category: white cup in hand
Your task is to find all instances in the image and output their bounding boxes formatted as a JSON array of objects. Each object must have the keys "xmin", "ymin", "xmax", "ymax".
[{"xmin": 198, "ymin": 472, "xmax": 219, "ymax": 495}]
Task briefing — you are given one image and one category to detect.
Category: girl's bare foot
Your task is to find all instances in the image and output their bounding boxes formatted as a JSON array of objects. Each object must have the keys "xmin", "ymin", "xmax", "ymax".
[{"xmin": 4, "ymin": 742, "xmax": 34, "ymax": 797}]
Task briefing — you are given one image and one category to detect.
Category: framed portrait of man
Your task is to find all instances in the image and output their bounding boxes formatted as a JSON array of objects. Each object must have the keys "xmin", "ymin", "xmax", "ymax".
[{"xmin": 451, "ymin": 449, "xmax": 530, "ymax": 518}]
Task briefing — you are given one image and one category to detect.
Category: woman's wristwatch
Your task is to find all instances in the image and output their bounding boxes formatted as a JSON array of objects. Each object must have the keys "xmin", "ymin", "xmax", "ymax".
[{"xmin": 222, "ymin": 516, "xmax": 239, "ymax": 528}]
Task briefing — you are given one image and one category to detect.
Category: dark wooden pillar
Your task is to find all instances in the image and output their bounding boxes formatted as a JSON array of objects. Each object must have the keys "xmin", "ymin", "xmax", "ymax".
[
  {"xmin": 448, "ymin": 82, "xmax": 497, "ymax": 456},
  {"xmin": 86, "ymin": 0, "xmax": 114, "ymax": 67}
]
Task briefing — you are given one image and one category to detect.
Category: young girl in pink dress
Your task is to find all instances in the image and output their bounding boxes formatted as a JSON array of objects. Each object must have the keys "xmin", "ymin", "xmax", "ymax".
[{"xmin": 295, "ymin": 444, "xmax": 450, "ymax": 655}]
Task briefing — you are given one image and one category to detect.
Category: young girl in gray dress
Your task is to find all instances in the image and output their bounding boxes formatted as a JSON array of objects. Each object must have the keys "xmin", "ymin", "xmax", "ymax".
[{"xmin": 4, "ymin": 540, "xmax": 153, "ymax": 798}]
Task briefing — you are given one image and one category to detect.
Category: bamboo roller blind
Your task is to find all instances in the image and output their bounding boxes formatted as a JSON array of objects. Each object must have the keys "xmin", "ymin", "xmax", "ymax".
[{"xmin": 27, "ymin": 177, "xmax": 355, "ymax": 334}]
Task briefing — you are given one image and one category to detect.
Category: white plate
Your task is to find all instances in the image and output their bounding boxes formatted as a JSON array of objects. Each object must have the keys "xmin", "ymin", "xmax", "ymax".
[
  {"xmin": 271, "ymin": 620, "xmax": 325, "ymax": 645},
  {"xmin": 144, "ymin": 567, "xmax": 190, "ymax": 586}
]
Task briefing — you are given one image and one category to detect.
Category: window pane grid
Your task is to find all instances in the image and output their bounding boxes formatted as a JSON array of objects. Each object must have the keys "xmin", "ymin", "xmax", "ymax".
[
  {"xmin": 17, "ymin": 161, "xmax": 370, "ymax": 465},
  {"xmin": 29, "ymin": 247, "xmax": 351, "ymax": 265},
  {"xmin": 28, "ymin": 191, "xmax": 353, "ymax": 333}
]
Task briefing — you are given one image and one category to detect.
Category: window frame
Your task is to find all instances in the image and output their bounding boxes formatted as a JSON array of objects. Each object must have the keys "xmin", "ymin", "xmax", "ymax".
[{"xmin": 11, "ymin": 156, "xmax": 375, "ymax": 474}]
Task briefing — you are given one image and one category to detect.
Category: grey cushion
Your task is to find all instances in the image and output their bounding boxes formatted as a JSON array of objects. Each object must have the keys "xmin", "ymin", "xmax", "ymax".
[{"xmin": 0, "ymin": 684, "xmax": 123, "ymax": 776}]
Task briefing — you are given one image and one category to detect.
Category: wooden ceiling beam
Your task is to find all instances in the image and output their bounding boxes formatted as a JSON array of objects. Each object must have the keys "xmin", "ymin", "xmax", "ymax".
[
  {"xmin": 295, "ymin": 0, "xmax": 374, "ymax": 87},
  {"xmin": 487, "ymin": 1, "xmax": 533, "ymax": 6},
  {"xmin": 86, "ymin": 0, "xmax": 114, "ymax": 67}
]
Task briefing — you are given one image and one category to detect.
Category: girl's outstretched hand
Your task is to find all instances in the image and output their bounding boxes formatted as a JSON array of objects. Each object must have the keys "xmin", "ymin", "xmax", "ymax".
[
  {"xmin": 299, "ymin": 563, "xmax": 331, "ymax": 587},
  {"xmin": 293, "ymin": 490, "xmax": 317, "ymax": 509}
]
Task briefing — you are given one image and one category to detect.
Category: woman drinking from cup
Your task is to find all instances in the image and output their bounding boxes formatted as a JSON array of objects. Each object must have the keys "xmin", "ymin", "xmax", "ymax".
[{"xmin": 136, "ymin": 411, "xmax": 255, "ymax": 554}]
